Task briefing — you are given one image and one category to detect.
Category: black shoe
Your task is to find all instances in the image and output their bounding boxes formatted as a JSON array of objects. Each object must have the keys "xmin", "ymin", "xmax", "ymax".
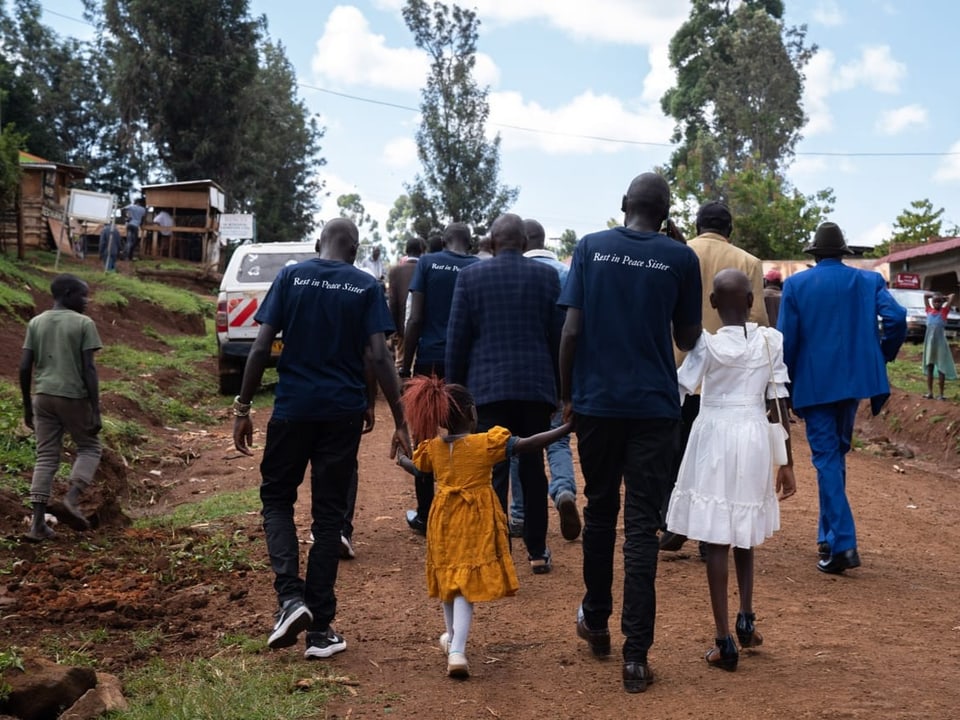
[
  {"xmin": 818, "ymin": 547, "xmax": 861, "ymax": 574},
  {"xmin": 658, "ymin": 531, "xmax": 687, "ymax": 552},
  {"xmin": 817, "ymin": 542, "xmax": 831, "ymax": 561},
  {"xmin": 268, "ymin": 598, "xmax": 312, "ymax": 649},
  {"xmin": 705, "ymin": 635, "xmax": 739, "ymax": 671},
  {"xmin": 405, "ymin": 509, "xmax": 426, "ymax": 536},
  {"xmin": 698, "ymin": 540, "xmax": 708, "ymax": 562},
  {"xmin": 555, "ymin": 491, "xmax": 582, "ymax": 541},
  {"xmin": 576, "ymin": 606, "xmax": 611, "ymax": 658},
  {"xmin": 622, "ymin": 661, "xmax": 654, "ymax": 693},
  {"xmin": 735, "ymin": 612, "xmax": 763, "ymax": 649}
]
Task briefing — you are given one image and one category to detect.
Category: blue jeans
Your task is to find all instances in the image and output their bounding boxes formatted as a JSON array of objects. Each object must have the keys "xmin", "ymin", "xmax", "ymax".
[
  {"xmin": 576, "ymin": 414, "xmax": 679, "ymax": 663},
  {"xmin": 259, "ymin": 415, "xmax": 362, "ymax": 629},
  {"xmin": 802, "ymin": 400, "xmax": 859, "ymax": 553},
  {"xmin": 509, "ymin": 408, "xmax": 575, "ymax": 521}
]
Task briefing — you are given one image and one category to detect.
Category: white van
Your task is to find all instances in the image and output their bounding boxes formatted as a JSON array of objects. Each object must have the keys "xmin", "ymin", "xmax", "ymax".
[{"xmin": 215, "ymin": 241, "xmax": 316, "ymax": 394}]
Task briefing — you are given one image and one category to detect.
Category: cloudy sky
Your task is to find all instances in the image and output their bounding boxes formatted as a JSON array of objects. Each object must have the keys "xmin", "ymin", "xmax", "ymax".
[{"xmin": 39, "ymin": 0, "xmax": 960, "ymax": 249}]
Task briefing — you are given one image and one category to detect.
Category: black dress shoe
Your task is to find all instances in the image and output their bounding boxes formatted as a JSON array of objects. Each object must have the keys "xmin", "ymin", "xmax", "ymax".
[
  {"xmin": 405, "ymin": 509, "xmax": 426, "ymax": 536},
  {"xmin": 576, "ymin": 606, "xmax": 611, "ymax": 658},
  {"xmin": 817, "ymin": 547, "xmax": 861, "ymax": 574},
  {"xmin": 622, "ymin": 661, "xmax": 654, "ymax": 693},
  {"xmin": 658, "ymin": 530, "xmax": 687, "ymax": 552},
  {"xmin": 817, "ymin": 542, "xmax": 831, "ymax": 561}
]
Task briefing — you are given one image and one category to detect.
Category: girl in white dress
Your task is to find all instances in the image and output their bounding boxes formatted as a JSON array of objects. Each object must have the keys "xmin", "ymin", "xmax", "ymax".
[{"xmin": 666, "ymin": 269, "xmax": 796, "ymax": 671}]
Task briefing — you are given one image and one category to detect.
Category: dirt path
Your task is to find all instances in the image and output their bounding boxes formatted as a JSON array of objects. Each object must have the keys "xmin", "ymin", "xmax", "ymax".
[{"xmin": 198, "ymin": 400, "xmax": 958, "ymax": 720}]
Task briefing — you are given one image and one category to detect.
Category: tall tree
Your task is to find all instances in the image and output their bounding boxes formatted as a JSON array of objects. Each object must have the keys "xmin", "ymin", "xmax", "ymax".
[
  {"xmin": 337, "ymin": 193, "xmax": 382, "ymax": 261},
  {"xmin": 402, "ymin": 0, "xmax": 517, "ymax": 236},
  {"xmin": 868, "ymin": 199, "xmax": 946, "ymax": 258},
  {"xmin": 557, "ymin": 229, "xmax": 577, "ymax": 260},
  {"xmin": 661, "ymin": 0, "xmax": 828, "ymax": 257},
  {"xmin": 385, "ymin": 193, "xmax": 425, "ymax": 257},
  {"xmin": 102, "ymin": 0, "xmax": 262, "ymax": 191}
]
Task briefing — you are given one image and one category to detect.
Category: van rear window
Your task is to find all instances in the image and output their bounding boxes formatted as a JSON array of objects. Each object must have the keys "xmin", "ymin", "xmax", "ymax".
[{"xmin": 235, "ymin": 253, "xmax": 313, "ymax": 283}]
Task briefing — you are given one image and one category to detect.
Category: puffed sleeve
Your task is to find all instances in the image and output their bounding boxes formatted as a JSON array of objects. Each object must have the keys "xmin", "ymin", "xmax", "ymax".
[
  {"xmin": 412, "ymin": 440, "xmax": 433, "ymax": 474},
  {"xmin": 676, "ymin": 331, "xmax": 708, "ymax": 399},
  {"xmin": 486, "ymin": 426, "xmax": 513, "ymax": 464},
  {"xmin": 761, "ymin": 328, "xmax": 791, "ymax": 399}
]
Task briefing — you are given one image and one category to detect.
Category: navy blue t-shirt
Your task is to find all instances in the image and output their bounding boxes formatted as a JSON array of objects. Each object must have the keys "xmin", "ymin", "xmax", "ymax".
[
  {"xmin": 409, "ymin": 249, "xmax": 480, "ymax": 364},
  {"xmin": 256, "ymin": 258, "xmax": 394, "ymax": 421},
  {"xmin": 558, "ymin": 227, "xmax": 702, "ymax": 419}
]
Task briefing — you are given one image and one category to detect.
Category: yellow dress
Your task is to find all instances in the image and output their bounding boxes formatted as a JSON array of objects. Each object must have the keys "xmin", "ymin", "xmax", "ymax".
[{"xmin": 413, "ymin": 426, "xmax": 520, "ymax": 603}]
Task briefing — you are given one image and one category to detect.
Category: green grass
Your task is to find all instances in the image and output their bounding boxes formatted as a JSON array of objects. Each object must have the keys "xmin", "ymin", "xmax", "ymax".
[
  {"xmin": 886, "ymin": 344, "xmax": 928, "ymax": 396},
  {"xmin": 115, "ymin": 654, "xmax": 341, "ymax": 720},
  {"xmin": 94, "ymin": 288, "xmax": 129, "ymax": 309},
  {"xmin": 40, "ymin": 629, "xmax": 109, "ymax": 667},
  {"xmin": 0, "ymin": 382, "xmax": 36, "ymax": 485},
  {"xmin": 0, "ymin": 647, "xmax": 24, "ymax": 702},
  {"xmin": 135, "ymin": 488, "xmax": 261, "ymax": 529},
  {"xmin": 69, "ymin": 266, "xmax": 213, "ymax": 318}
]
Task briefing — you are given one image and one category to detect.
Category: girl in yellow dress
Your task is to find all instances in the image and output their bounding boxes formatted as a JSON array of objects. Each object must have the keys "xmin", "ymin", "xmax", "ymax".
[{"xmin": 397, "ymin": 376, "xmax": 571, "ymax": 678}]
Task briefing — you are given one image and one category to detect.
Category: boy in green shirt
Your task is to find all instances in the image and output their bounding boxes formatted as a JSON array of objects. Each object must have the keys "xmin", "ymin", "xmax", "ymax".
[{"xmin": 19, "ymin": 274, "xmax": 103, "ymax": 541}]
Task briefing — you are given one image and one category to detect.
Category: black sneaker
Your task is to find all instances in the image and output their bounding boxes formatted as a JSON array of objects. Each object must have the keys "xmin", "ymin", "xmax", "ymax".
[
  {"xmin": 555, "ymin": 491, "xmax": 581, "ymax": 541},
  {"xmin": 304, "ymin": 627, "xmax": 347, "ymax": 659},
  {"xmin": 268, "ymin": 598, "xmax": 312, "ymax": 649},
  {"xmin": 576, "ymin": 606, "xmax": 611, "ymax": 658}
]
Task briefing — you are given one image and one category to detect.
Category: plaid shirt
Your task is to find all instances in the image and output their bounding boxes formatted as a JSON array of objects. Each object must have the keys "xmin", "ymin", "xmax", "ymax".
[{"xmin": 445, "ymin": 250, "xmax": 563, "ymax": 406}]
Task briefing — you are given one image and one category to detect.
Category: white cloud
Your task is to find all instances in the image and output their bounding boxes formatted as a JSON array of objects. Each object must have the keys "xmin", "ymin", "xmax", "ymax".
[
  {"xmin": 790, "ymin": 156, "xmax": 828, "ymax": 176},
  {"xmin": 382, "ymin": 137, "xmax": 418, "ymax": 168},
  {"xmin": 803, "ymin": 46, "xmax": 906, "ymax": 135},
  {"xmin": 312, "ymin": 5, "xmax": 499, "ymax": 91},
  {"xmin": 812, "ymin": 0, "xmax": 844, "ymax": 26},
  {"xmin": 375, "ymin": 0, "xmax": 689, "ymax": 46},
  {"xmin": 855, "ymin": 222, "xmax": 891, "ymax": 248},
  {"xmin": 488, "ymin": 90, "xmax": 673, "ymax": 155},
  {"xmin": 641, "ymin": 43, "xmax": 675, "ymax": 104},
  {"xmin": 934, "ymin": 140, "xmax": 960, "ymax": 182},
  {"xmin": 875, "ymin": 104, "xmax": 928, "ymax": 135}
]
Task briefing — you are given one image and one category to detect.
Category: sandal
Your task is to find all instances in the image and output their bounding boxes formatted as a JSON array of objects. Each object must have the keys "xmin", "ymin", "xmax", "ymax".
[
  {"xmin": 530, "ymin": 549, "xmax": 552, "ymax": 574},
  {"xmin": 736, "ymin": 612, "xmax": 763, "ymax": 649},
  {"xmin": 705, "ymin": 635, "xmax": 738, "ymax": 671}
]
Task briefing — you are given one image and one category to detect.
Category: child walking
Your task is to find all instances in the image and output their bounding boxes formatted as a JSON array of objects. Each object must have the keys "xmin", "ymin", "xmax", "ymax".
[
  {"xmin": 397, "ymin": 376, "xmax": 571, "ymax": 679},
  {"xmin": 665, "ymin": 269, "xmax": 796, "ymax": 671},
  {"xmin": 922, "ymin": 292, "xmax": 956, "ymax": 400}
]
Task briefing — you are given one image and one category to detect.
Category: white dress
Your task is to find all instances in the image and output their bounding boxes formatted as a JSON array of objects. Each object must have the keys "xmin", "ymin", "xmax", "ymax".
[{"xmin": 666, "ymin": 324, "xmax": 790, "ymax": 549}]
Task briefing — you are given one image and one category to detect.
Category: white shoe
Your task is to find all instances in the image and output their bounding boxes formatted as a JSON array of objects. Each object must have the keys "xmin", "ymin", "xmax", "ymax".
[
  {"xmin": 447, "ymin": 651, "xmax": 469, "ymax": 678},
  {"xmin": 439, "ymin": 632, "xmax": 450, "ymax": 655},
  {"xmin": 339, "ymin": 534, "xmax": 355, "ymax": 559}
]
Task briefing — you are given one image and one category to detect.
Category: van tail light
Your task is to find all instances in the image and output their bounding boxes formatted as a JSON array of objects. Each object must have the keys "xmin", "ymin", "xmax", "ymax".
[{"xmin": 216, "ymin": 299, "xmax": 228, "ymax": 334}]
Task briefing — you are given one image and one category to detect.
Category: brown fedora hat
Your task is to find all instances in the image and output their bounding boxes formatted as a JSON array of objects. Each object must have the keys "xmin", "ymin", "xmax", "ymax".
[{"xmin": 804, "ymin": 222, "xmax": 854, "ymax": 257}]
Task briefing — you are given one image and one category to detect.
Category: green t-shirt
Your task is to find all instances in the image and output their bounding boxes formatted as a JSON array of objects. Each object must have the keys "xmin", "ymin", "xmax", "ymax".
[{"xmin": 23, "ymin": 309, "xmax": 102, "ymax": 399}]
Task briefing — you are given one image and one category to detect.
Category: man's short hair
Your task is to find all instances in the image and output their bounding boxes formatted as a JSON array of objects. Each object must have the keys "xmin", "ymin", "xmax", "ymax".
[
  {"xmin": 696, "ymin": 201, "xmax": 733, "ymax": 237},
  {"xmin": 51, "ymin": 274, "xmax": 84, "ymax": 301},
  {"xmin": 443, "ymin": 222, "xmax": 472, "ymax": 248},
  {"xmin": 406, "ymin": 236, "xmax": 426, "ymax": 256}
]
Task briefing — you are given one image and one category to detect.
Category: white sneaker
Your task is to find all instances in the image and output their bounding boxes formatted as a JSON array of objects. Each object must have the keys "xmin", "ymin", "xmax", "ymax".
[
  {"xmin": 340, "ymin": 534, "xmax": 355, "ymax": 559},
  {"xmin": 439, "ymin": 632, "xmax": 450, "ymax": 655},
  {"xmin": 447, "ymin": 651, "xmax": 469, "ymax": 678}
]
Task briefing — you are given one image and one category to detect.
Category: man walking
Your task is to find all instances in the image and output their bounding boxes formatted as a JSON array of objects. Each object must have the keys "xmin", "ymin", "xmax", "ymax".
[
  {"xmin": 559, "ymin": 173, "xmax": 702, "ymax": 692},
  {"xmin": 778, "ymin": 222, "xmax": 905, "ymax": 573},
  {"xmin": 233, "ymin": 217, "xmax": 410, "ymax": 658},
  {"xmin": 123, "ymin": 198, "xmax": 147, "ymax": 261},
  {"xmin": 387, "ymin": 237, "xmax": 425, "ymax": 369},
  {"xmin": 446, "ymin": 213, "xmax": 564, "ymax": 574},
  {"xmin": 401, "ymin": 222, "xmax": 479, "ymax": 533}
]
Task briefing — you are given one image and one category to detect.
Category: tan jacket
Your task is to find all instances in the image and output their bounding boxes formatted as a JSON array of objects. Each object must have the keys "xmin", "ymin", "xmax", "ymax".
[{"xmin": 675, "ymin": 232, "xmax": 768, "ymax": 367}]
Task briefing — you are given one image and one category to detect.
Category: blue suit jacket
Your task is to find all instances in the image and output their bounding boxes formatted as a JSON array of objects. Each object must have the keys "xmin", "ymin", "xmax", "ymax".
[
  {"xmin": 445, "ymin": 250, "xmax": 562, "ymax": 407},
  {"xmin": 778, "ymin": 258, "xmax": 906, "ymax": 415}
]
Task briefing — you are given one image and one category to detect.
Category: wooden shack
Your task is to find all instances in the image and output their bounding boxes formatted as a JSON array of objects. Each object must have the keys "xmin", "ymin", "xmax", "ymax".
[
  {"xmin": 0, "ymin": 151, "xmax": 86, "ymax": 255},
  {"xmin": 140, "ymin": 180, "xmax": 225, "ymax": 267}
]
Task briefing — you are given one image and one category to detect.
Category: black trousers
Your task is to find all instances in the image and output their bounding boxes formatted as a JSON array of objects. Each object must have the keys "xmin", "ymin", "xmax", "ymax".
[
  {"xmin": 576, "ymin": 414, "xmax": 680, "ymax": 663},
  {"xmin": 260, "ymin": 415, "xmax": 362, "ymax": 630},
  {"xmin": 661, "ymin": 394, "xmax": 701, "ymax": 527},
  {"xmin": 477, "ymin": 400, "xmax": 553, "ymax": 559}
]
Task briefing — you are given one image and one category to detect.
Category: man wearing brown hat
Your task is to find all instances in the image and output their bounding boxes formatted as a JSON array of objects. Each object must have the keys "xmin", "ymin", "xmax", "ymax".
[
  {"xmin": 777, "ymin": 222, "xmax": 906, "ymax": 574},
  {"xmin": 659, "ymin": 201, "xmax": 767, "ymax": 553}
]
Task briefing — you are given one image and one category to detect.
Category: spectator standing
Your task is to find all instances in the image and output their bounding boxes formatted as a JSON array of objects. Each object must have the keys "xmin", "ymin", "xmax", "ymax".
[
  {"xmin": 123, "ymin": 198, "xmax": 147, "ymax": 261},
  {"xmin": 559, "ymin": 172, "xmax": 702, "ymax": 692},
  {"xmin": 763, "ymin": 269, "xmax": 784, "ymax": 326},
  {"xmin": 233, "ymin": 218, "xmax": 410, "ymax": 658},
  {"xmin": 99, "ymin": 223, "xmax": 121, "ymax": 273},
  {"xmin": 778, "ymin": 222, "xmax": 906, "ymax": 574},
  {"xmin": 446, "ymin": 214, "xmax": 564, "ymax": 574},
  {"xmin": 922, "ymin": 292, "xmax": 957, "ymax": 400},
  {"xmin": 19, "ymin": 274, "xmax": 102, "ymax": 541}
]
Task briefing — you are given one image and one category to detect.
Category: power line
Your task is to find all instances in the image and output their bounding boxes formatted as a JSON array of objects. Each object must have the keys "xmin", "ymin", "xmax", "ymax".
[{"xmin": 35, "ymin": 4, "xmax": 960, "ymax": 158}]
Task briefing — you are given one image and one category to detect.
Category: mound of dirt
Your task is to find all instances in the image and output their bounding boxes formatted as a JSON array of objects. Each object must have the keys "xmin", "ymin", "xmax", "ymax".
[{"xmin": 857, "ymin": 387, "xmax": 960, "ymax": 465}]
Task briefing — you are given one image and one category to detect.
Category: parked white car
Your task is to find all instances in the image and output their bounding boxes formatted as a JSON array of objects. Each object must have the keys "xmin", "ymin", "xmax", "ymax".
[
  {"xmin": 215, "ymin": 241, "xmax": 316, "ymax": 394},
  {"xmin": 887, "ymin": 289, "xmax": 960, "ymax": 344}
]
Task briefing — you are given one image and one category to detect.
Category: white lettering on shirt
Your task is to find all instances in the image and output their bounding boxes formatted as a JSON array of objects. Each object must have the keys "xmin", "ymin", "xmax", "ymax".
[
  {"xmin": 430, "ymin": 262, "xmax": 462, "ymax": 272},
  {"xmin": 592, "ymin": 253, "xmax": 671, "ymax": 271},
  {"xmin": 291, "ymin": 277, "xmax": 366, "ymax": 293}
]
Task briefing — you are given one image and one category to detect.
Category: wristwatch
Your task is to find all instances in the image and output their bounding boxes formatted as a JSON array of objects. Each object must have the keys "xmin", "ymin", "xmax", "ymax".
[{"xmin": 232, "ymin": 396, "xmax": 252, "ymax": 417}]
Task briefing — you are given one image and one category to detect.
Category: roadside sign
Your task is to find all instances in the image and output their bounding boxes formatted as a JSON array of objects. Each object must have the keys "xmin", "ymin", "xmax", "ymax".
[
  {"xmin": 892, "ymin": 272, "xmax": 921, "ymax": 289},
  {"xmin": 219, "ymin": 213, "xmax": 255, "ymax": 240}
]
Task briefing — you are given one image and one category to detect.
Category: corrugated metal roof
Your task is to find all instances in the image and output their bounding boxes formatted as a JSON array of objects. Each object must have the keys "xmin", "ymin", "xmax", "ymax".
[
  {"xmin": 882, "ymin": 237, "xmax": 960, "ymax": 263},
  {"xmin": 142, "ymin": 179, "xmax": 225, "ymax": 192}
]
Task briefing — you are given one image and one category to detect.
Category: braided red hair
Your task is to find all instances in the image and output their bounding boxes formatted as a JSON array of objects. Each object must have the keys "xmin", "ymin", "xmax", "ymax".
[{"xmin": 402, "ymin": 376, "xmax": 472, "ymax": 443}]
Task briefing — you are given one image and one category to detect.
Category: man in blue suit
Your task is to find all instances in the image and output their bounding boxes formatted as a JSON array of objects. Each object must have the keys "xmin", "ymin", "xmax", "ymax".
[{"xmin": 778, "ymin": 222, "xmax": 906, "ymax": 574}]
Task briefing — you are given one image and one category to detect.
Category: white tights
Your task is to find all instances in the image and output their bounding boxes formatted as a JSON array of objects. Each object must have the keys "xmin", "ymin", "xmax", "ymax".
[{"xmin": 441, "ymin": 594, "xmax": 474, "ymax": 654}]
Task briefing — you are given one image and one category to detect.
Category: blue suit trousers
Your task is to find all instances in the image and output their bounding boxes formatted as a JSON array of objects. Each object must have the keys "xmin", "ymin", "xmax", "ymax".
[{"xmin": 803, "ymin": 400, "xmax": 859, "ymax": 553}]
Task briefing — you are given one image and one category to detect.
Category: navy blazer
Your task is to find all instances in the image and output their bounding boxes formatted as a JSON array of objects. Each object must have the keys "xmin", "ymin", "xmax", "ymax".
[
  {"xmin": 445, "ymin": 250, "xmax": 563, "ymax": 407},
  {"xmin": 778, "ymin": 258, "xmax": 906, "ymax": 415}
]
